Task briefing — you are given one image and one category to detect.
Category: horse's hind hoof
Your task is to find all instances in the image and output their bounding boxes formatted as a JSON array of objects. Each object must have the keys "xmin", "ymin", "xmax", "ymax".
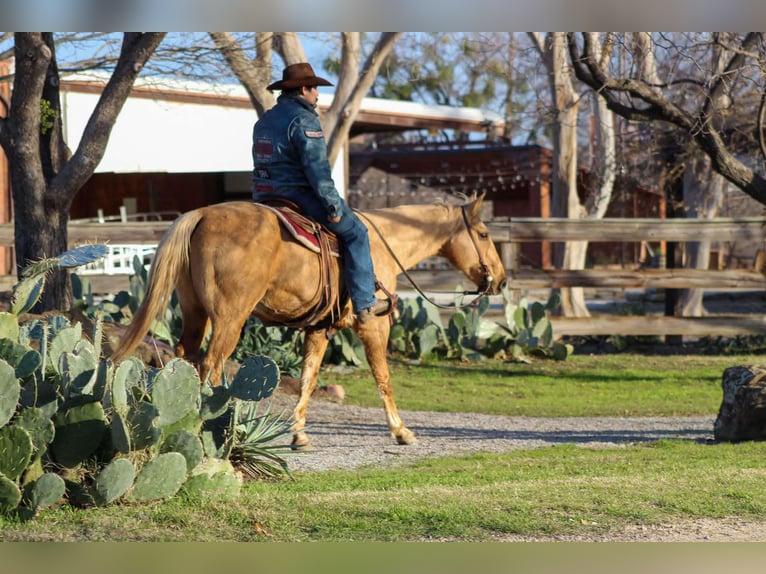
[
  {"xmin": 394, "ymin": 427, "xmax": 417, "ymax": 445},
  {"xmin": 291, "ymin": 433, "xmax": 314, "ymax": 451}
]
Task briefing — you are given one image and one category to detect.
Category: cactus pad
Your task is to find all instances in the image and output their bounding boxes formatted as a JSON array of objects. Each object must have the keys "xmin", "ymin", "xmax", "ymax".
[
  {"xmin": 228, "ymin": 355, "xmax": 280, "ymax": 401},
  {"xmin": 161, "ymin": 430, "xmax": 204, "ymax": 472},
  {"xmin": 10, "ymin": 274, "xmax": 45, "ymax": 316},
  {"xmin": 0, "ymin": 360, "xmax": 20, "ymax": 428},
  {"xmin": 93, "ymin": 458, "xmax": 135, "ymax": 506},
  {"xmin": 200, "ymin": 386, "xmax": 231, "ymax": 421},
  {"xmin": 130, "ymin": 452, "xmax": 187, "ymax": 502},
  {"xmin": 56, "ymin": 244, "xmax": 110, "ymax": 269},
  {"xmin": 15, "ymin": 408, "xmax": 55, "ymax": 458},
  {"xmin": 111, "ymin": 357, "xmax": 145, "ymax": 412},
  {"xmin": 110, "ymin": 411, "xmax": 131, "ymax": 453},
  {"xmin": 51, "ymin": 402, "xmax": 107, "ymax": 468},
  {"xmin": 151, "ymin": 359, "xmax": 201, "ymax": 427},
  {"xmin": 47, "ymin": 324, "xmax": 83, "ymax": 375},
  {"xmin": 0, "ymin": 426, "xmax": 34, "ymax": 481},
  {"xmin": 0, "ymin": 313, "xmax": 19, "ymax": 342},
  {"xmin": 0, "ymin": 473, "xmax": 21, "ymax": 512},
  {"xmin": 14, "ymin": 349, "xmax": 42, "ymax": 380},
  {"xmin": 127, "ymin": 401, "xmax": 161, "ymax": 450},
  {"xmin": 183, "ymin": 457, "xmax": 241, "ymax": 498},
  {"xmin": 24, "ymin": 472, "xmax": 65, "ymax": 511}
]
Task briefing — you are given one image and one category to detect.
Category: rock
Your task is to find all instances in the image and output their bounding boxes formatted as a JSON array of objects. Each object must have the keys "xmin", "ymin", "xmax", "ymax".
[
  {"xmin": 714, "ymin": 365, "xmax": 766, "ymax": 442},
  {"xmin": 278, "ymin": 375, "xmax": 345, "ymax": 402}
]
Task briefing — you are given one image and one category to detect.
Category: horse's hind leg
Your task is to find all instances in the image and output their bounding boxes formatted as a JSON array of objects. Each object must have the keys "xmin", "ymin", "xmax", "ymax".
[
  {"xmin": 199, "ymin": 308, "xmax": 253, "ymax": 386},
  {"xmin": 174, "ymin": 277, "xmax": 209, "ymax": 367},
  {"xmin": 291, "ymin": 328, "xmax": 331, "ymax": 449},
  {"xmin": 357, "ymin": 320, "xmax": 416, "ymax": 445}
]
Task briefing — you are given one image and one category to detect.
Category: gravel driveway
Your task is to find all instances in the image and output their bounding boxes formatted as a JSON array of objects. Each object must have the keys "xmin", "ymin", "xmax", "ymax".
[{"xmin": 273, "ymin": 393, "xmax": 714, "ymax": 473}]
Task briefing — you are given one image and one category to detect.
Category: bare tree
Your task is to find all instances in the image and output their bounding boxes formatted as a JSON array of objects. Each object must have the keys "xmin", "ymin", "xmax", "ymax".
[
  {"xmin": 568, "ymin": 32, "xmax": 766, "ymax": 206},
  {"xmin": 209, "ymin": 32, "xmax": 402, "ymax": 165},
  {"xmin": 0, "ymin": 32, "xmax": 166, "ymax": 311},
  {"xmin": 529, "ymin": 32, "xmax": 618, "ymax": 317}
]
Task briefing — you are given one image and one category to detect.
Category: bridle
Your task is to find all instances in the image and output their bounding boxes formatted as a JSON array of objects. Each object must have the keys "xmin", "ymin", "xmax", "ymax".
[{"xmin": 355, "ymin": 206, "xmax": 495, "ymax": 310}]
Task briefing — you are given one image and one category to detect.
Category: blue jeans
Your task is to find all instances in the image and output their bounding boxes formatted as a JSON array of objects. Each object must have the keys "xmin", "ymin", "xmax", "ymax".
[{"xmin": 256, "ymin": 190, "xmax": 378, "ymax": 313}]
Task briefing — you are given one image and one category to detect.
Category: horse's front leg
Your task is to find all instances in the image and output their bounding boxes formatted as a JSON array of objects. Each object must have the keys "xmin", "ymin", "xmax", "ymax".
[
  {"xmin": 291, "ymin": 328, "xmax": 331, "ymax": 450},
  {"xmin": 357, "ymin": 319, "xmax": 416, "ymax": 445}
]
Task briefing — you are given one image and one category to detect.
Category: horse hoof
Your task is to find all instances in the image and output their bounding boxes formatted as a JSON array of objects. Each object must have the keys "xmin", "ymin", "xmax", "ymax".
[
  {"xmin": 394, "ymin": 428, "xmax": 417, "ymax": 445},
  {"xmin": 291, "ymin": 433, "xmax": 313, "ymax": 451}
]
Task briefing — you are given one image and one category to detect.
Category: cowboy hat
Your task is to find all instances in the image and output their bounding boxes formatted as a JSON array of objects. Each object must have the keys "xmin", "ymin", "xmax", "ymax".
[{"xmin": 267, "ymin": 62, "xmax": 334, "ymax": 91}]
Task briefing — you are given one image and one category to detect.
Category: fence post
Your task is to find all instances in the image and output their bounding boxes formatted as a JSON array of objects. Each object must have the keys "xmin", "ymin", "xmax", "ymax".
[{"xmin": 501, "ymin": 241, "xmax": 521, "ymax": 305}]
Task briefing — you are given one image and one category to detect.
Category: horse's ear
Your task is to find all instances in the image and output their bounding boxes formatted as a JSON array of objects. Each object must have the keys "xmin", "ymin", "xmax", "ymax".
[{"xmin": 467, "ymin": 192, "xmax": 486, "ymax": 219}]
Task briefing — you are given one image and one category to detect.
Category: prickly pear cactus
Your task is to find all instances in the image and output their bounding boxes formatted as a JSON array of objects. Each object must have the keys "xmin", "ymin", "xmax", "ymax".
[
  {"xmin": 183, "ymin": 458, "xmax": 241, "ymax": 499},
  {"xmin": 200, "ymin": 386, "xmax": 231, "ymax": 421},
  {"xmin": 0, "ymin": 473, "xmax": 21, "ymax": 512},
  {"xmin": 161, "ymin": 430, "xmax": 204, "ymax": 472},
  {"xmin": 0, "ymin": 313, "xmax": 19, "ymax": 342},
  {"xmin": 59, "ymin": 346, "xmax": 98, "ymax": 398},
  {"xmin": 10, "ymin": 275, "xmax": 45, "ymax": 316},
  {"xmin": 14, "ymin": 349, "xmax": 42, "ymax": 380},
  {"xmin": 130, "ymin": 452, "xmax": 187, "ymax": 502},
  {"xmin": 228, "ymin": 355, "xmax": 280, "ymax": 402},
  {"xmin": 151, "ymin": 359, "xmax": 201, "ymax": 427},
  {"xmin": 110, "ymin": 357, "xmax": 145, "ymax": 413},
  {"xmin": 109, "ymin": 411, "xmax": 131, "ymax": 454},
  {"xmin": 93, "ymin": 458, "xmax": 135, "ymax": 506},
  {"xmin": 48, "ymin": 324, "xmax": 83, "ymax": 376},
  {"xmin": 0, "ymin": 426, "xmax": 34, "ymax": 481},
  {"xmin": 23, "ymin": 472, "xmax": 65, "ymax": 512},
  {"xmin": 15, "ymin": 408, "xmax": 55, "ymax": 459},
  {"xmin": 57, "ymin": 244, "xmax": 110, "ymax": 269},
  {"xmin": 0, "ymin": 361, "xmax": 20, "ymax": 428},
  {"xmin": 127, "ymin": 401, "xmax": 161, "ymax": 450},
  {"xmin": 51, "ymin": 402, "xmax": 107, "ymax": 468}
]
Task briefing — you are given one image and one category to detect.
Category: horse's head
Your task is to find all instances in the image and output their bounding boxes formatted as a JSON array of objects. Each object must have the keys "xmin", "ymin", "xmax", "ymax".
[{"xmin": 439, "ymin": 193, "xmax": 507, "ymax": 295}]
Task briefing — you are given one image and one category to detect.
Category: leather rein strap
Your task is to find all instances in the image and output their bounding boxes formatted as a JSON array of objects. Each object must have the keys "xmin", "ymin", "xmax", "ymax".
[{"xmin": 355, "ymin": 206, "xmax": 495, "ymax": 310}]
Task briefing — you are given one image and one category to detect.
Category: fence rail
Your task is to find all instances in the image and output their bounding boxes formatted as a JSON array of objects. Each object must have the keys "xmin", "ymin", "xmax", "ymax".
[{"xmin": 0, "ymin": 217, "xmax": 763, "ymax": 337}]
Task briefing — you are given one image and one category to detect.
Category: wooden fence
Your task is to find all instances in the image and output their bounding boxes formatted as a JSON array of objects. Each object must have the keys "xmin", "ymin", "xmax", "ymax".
[
  {"xmin": 0, "ymin": 216, "xmax": 764, "ymax": 337},
  {"xmin": 486, "ymin": 217, "xmax": 766, "ymax": 337}
]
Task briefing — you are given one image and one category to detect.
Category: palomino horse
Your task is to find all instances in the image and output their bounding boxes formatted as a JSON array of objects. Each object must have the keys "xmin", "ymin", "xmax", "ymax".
[{"xmin": 112, "ymin": 194, "xmax": 506, "ymax": 447}]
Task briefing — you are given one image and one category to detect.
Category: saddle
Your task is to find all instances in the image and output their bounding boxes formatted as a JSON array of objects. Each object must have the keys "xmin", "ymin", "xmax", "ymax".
[
  {"xmin": 256, "ymin": 199, "xmax": 397, "ymax": 332},
  {"xmin": 256, "ymin": 200, "xmax": 344, "ymax": 329},
  {"xmin": 258, "ymin": 201, "xmax": 340, "ymax": 257}
]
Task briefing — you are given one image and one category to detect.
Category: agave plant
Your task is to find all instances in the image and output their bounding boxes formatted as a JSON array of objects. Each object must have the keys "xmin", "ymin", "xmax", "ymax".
[{"xmin": 227, "ymin": 400, "xmax": 295, "ymax": 480}]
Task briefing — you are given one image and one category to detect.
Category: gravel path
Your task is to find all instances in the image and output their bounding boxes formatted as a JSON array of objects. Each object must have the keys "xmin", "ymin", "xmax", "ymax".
[{"xmin": 273, "ymin": 393, "xmax": 715, "ymax": 473}]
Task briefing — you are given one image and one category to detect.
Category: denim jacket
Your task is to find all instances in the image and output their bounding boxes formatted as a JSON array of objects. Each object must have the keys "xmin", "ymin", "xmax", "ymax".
[{"xmin": 252, "ymin": 95, "xmax": 342, "ymax": 219}]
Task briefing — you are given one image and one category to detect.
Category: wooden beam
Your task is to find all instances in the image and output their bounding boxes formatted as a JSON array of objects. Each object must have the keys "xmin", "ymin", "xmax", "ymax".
[
  {"xmin": 551, "ymin": 315, "xmax": 766, "ymax": 337},
  {"xmin": 488, "ymin": 217, "xmax": 766, "ymax": 243},
  {"xmin": 510, "ymin": 268, "xmax": 766, "ymax": 290}
]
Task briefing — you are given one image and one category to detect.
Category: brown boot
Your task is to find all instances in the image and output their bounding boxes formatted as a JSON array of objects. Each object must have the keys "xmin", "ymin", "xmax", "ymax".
[{"xmin": 357, "ymin": 298, "xmax": 393, "ymax": 324}]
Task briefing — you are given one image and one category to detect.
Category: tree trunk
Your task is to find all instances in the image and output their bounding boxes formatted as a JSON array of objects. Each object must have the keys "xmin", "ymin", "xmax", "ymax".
[
  {"xmin": 0, "ymin": 33, "xmax": 165, "ymax": 312},
  {"xmin": 680, "ymin": 154, "xmax": 725, "ymax": 316}
]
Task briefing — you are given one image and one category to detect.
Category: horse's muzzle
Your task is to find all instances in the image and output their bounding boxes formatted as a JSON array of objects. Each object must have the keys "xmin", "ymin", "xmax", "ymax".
[{"xmin": 480, "ymin": 275, "xmax": 506, "ymax": 295}]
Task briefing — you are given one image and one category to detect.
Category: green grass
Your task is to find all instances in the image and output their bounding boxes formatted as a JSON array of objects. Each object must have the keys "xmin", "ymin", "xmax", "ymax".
[
  {"xmin": 3, "ymin": 440, "xmax": 766, "ymax": 541},
  {"xmin": 321, "ymin": 353, "xmax": 761, "ymax": 417},
  {"xmin": 2, "ymin": 353, "xmax": 765, "ymax": 542}
]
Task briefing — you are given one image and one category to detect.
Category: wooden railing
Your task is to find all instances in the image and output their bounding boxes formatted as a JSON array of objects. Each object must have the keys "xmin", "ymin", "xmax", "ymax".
[
  {"xmin": 0, "ymin": 217, "xmax": 763, "ymax": 337},
  {"xmin": 485, "ymin": 217, "xmax": 766, "ymax": 337}
]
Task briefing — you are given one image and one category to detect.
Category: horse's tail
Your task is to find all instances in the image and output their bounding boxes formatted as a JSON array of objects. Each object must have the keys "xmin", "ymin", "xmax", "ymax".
[{"xmin": 111, "ymin": 209, "xmax": 204, "ymax": 363}]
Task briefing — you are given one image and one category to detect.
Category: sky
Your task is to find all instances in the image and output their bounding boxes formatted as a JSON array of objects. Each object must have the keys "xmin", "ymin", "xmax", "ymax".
[{"xmin": 3, "ymin": 0, "xmax": 766, "ymax": 32}]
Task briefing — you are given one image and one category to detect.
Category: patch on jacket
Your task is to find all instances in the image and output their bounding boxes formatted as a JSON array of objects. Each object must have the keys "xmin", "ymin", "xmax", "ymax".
[
  {"xmin": 304, "ymin": 129, "xmax": 324, "ymax": 138},
  {"xmin": 254, "ymin": 136, "xmax": 274, "ymax": 161}
]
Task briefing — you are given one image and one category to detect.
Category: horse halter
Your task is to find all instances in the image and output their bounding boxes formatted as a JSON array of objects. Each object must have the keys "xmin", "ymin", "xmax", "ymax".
[
  {"xmin": 460, "ymin": 205, "xmax": 495, "ymax": 297},
  {"xmin": 356, "ymin": 206, "xmax": 496, "ymax": 310}
]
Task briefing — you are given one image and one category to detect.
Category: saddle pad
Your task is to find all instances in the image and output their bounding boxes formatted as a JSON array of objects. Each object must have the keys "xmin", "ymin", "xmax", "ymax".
[{"xmin": 259, "ymin": 204, "xmax": 339, "ymax": 256}]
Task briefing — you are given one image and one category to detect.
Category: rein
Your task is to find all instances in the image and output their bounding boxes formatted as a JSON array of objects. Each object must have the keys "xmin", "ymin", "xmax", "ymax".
[{"xmin": 354, "ymin": 206, "xmax": 495, "ymax": 310}]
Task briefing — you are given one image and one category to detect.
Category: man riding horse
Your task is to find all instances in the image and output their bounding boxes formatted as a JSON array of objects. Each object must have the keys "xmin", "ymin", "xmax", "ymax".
[{"xmin": 252, "ymin": 62, "xmax": 391, "ymax": 323}]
